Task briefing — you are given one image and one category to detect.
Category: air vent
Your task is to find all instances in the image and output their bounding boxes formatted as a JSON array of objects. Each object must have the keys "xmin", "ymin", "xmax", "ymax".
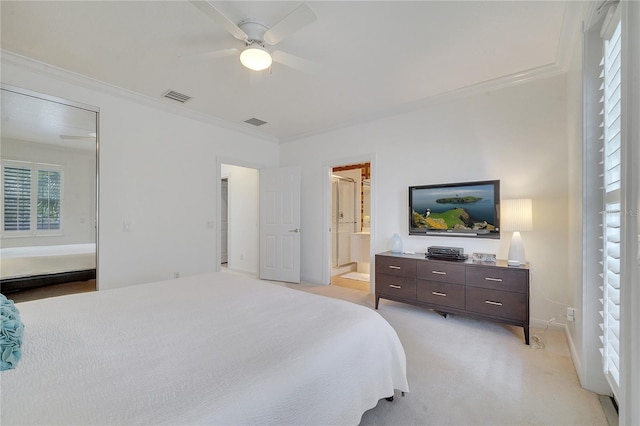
[
  {"xmin": 162, "ymin": 90, "xmax": 191, "ymax": 103},
  {"xmin": 244, "ymin": 117, "xmax": 268, "ymax": 127}
]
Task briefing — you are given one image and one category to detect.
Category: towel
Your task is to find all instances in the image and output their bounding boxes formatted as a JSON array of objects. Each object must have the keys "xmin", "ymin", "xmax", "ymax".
[{"xmin": 1, "ymin": 294, "xmax": 24, "ymax": 370}]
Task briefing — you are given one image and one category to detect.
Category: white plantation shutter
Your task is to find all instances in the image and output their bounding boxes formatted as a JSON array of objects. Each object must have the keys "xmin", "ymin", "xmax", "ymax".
[
  {"xmin": 37, "ymin": 169, "xmax": 62, "ymax": 230},
  {"xmin": 3, "ymin": 165, "xmax": 32, "ymax": 231},
  {"xmin": 599, "ymin": 15, "xmax": 622, "ymax": 399},
  {"xmin": 2, "ymin": 161, "xmax": 63, "ymax": 235}
]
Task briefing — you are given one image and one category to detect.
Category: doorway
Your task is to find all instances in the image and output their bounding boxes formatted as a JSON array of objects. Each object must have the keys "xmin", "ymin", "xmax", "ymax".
[
  {"xmin": 330, "ymin": 162, "xmax": 371, "ymax": 292},
  {"xmin": 219, "ymin": 163, "xmax": 259, "ymax": 276}
]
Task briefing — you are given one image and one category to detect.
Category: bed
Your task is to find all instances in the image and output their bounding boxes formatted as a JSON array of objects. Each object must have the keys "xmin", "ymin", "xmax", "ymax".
[
  {"xmin": 0, "ymin": 271, "xmax": 409, "ymax": 425},
  {"xmin": 0, "ymin": 243, "xmax": 96, "ymax": 292}
]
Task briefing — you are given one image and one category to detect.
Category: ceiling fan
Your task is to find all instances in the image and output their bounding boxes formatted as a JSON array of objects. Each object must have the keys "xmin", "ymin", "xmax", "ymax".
[{"xmin": 189, "ymin": 1, "xmax": 317, "ymax": 72}]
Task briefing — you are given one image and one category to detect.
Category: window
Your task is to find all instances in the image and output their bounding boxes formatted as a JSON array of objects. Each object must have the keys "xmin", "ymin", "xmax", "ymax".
[
  {"xmin": 1, "ymin": 161, "xmax": 63, "ymax": 235},
  {"xmin": 3, "ymin": 165, "xmax": 32, "ymax": 231},
  {"xmin": 599, "ymin": 9, "xmax": 622, "ymax": 400},
  {"xmin": 37, "ymin": 169, "xmax": 62, "ymax": 230}
]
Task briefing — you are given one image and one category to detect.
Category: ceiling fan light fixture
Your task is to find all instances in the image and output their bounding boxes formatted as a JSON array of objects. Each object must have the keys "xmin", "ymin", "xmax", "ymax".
[{"xmin": 240, "ymin": 44, "xmax": 272, "ymax": 71}]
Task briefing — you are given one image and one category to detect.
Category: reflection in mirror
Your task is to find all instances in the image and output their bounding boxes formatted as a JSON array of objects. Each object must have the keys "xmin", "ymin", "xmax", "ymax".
[
  {"xmin": 0, "ymin": 86, "xmax": 98, "ymax": 299},
  {"xmin": 362, "ymin": 179, "xmax": 371, "ymax": 232}
]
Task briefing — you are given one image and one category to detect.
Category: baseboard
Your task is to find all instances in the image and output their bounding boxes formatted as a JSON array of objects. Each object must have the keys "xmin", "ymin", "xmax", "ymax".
[
  {"xmin": 530, "ymin": 317, "xmax": 568, "ymax": 331},
  {"xmin": 225, "ymin": 266, "xmax": 257, "ymax": 277},
  {"xmin": 563, "ymin": 323, "xmax": 584, "ymax": 383},
  {"xmin": 531, "ymin": 318, "xmax": 584, "ymax": 384},
  {"xmin": 331, "ymin": 263, "xmax": 357, "ymax": 277}
]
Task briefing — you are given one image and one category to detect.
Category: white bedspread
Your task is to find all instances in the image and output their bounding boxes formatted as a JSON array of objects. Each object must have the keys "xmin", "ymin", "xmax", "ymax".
[
  {"xmin": 0, "ymin": 243, "xmax": 96, "ymax": 279},
  {"xmin": 1, "ymin": 272, "xmax": 408, "ymax": 425}
]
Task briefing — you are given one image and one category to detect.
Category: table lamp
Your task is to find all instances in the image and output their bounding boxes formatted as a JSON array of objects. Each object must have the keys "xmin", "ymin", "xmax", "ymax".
[{"xmin": 501, "ymin": 199, "xmax": 533, "ymax": 266}]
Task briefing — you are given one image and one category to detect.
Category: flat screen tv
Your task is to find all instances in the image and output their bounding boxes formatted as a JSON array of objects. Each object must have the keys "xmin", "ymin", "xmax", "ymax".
[{"xmin": 409, "ymin": 179, "xmax": 500, "ymax": 238}]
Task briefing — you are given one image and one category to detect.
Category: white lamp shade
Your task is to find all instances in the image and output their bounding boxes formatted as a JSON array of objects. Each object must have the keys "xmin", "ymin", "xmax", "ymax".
[
  {"xmin": 501, "ymin": 199, "xmax": 533, "ymax": 232},
  {"xmin": 240, "ymin": 45, "xmax": 272, "ymax": 71}
]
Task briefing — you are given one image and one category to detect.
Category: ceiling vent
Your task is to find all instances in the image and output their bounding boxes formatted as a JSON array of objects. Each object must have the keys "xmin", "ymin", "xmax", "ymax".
[
  {"xmin": 244, "ymin": 117, "xmax": 268, "ymax": 127},
  {"xmin": 162, "ymin": 90, "xmax": 191, "ymax": 103}
]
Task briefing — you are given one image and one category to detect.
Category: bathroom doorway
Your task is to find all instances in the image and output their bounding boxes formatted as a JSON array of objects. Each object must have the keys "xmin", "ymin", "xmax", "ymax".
[{"xmin": 330, "ymin": 162, "xmax": 371, "ymax": 292}]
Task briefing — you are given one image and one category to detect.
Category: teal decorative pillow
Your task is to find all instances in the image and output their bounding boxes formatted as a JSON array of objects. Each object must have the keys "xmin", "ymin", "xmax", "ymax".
[{"xmin": 0, "ymin": 294, "xmax": 24, "ymax": 370}]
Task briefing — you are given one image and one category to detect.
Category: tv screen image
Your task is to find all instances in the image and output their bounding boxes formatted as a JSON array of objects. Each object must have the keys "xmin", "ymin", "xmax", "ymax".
[{"xmin": 409, "ymin": 180, "xmax": 500, "ymax": 238}]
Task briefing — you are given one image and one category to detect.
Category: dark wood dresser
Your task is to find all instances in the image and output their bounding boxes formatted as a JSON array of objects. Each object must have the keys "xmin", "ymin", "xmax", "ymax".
[{"xmin": 375, "ymin": 251, "xmax": 530, "ymax": 344}]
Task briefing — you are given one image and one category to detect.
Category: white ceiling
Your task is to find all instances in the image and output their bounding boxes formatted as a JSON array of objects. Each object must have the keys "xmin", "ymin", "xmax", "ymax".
[
  {"xmin": 1, "ymin": 1, "xmax": 574, "ymax": 143},
  {"xmin": 1, "ymin": 88, "xmax": 97, "ymax": 151}
]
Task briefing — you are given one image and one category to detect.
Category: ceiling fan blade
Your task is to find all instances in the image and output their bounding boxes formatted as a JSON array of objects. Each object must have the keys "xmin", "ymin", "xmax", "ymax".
[
  {"xmin": 271, "ymin": 50, "xmax": 317, "ymax": 74},
  {"xmin": 178, "ymin": 47, "xmax": 239, "ymax": 60},
  {"xmin": 59, "ymin": 135, "xmax": 96, "ymax": 140},
  {"xmin": 189, "ymin": 1, "xmax": 248, "ymax": 41},
  {"xmin": 205, "ymin": 48, "xmax": 240, "ymax": 59},
  {"xmin": 263, "ymin": 4, "xmax": 317, "ymax": 46}
]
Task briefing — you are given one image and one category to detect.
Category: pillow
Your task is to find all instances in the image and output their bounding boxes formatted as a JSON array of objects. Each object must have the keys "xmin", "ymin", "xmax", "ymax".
[{"xmin": 1, "ymin": 294, "xmax": 24, "ymax": 370}]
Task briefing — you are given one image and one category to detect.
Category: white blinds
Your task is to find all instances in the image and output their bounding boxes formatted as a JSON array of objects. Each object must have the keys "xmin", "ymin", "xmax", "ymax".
[
  {"xmin": 2, "ymin": 162, "xmax": 63, "ymax": 235},
  {"xmin": 600, "ymin": 17, "xmax": 622, "ymax": 399},
  {"xmin": 2, "ymin": 165, "xmax": 32, "ymax": 231},
  {"xmin": 37, "ymin": 169, "xmax": 62, "ymax": 230}
]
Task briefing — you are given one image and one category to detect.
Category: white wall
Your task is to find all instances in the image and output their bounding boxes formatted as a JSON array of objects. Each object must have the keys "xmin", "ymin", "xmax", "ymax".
[
  {"xmin": 1, "ymin": 54, "xmax": 278, "ymax": 289},
  {"xmin": 0, "ymin": 139, "xmax": 96, "ymax": 248},
  {"xmin": 281, "ymin": 74, "xmax": 570, "ymax": 325},
  {"xmin": 221, "ymin": 163, "xmax": 259, "ymax": 275}
]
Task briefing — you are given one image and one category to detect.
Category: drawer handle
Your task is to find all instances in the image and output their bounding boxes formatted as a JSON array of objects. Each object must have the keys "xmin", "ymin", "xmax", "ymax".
[
  {"xmin": 485, "ymin": 277, "xmax": 503, "ymax": 282},
  {"xmin": 388, "ymin": 265, "xmax": 401, "ymax": 270},
  {"xmin": 389, "ymin": 284, "xmax": 402, "ymax": 289},
  {"xmin": 484, "ymin": 300, "xmax": 503, "ymax": 306},
  {"xmin": 432, "ymin": 271, "xmax": 447, "ymax": 275},
  {"xmin": 432, "ymin": 291, "xmax": 447, "ymax": 297}
]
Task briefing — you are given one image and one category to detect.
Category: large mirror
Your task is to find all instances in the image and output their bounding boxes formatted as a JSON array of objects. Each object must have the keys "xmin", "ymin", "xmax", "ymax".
[{"xmin": 0, "ymin": 85, "xmax": 98, "ymax": 296}]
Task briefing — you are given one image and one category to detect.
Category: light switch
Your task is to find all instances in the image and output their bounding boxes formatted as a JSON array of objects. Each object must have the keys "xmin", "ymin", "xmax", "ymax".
[{"xmin": 123, "ymin": 221, "xmax": 131, "ymax": 232}]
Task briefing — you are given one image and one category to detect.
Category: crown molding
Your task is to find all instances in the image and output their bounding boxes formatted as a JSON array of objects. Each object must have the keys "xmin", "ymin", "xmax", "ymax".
[
  {"xmin": 3, "ymin": 46, "xmax": 567, "ymax": 146},
  {"xmin": 280, "ymin": 60, "xmax": 566, "ymax": 144},
  {"xmin": 0, "ymin": 50, "xmax": 280, "ymax": 145}
]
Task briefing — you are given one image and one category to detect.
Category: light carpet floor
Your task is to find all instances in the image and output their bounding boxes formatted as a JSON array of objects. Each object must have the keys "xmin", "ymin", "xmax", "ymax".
[
  {"xmin": 283, "ymin": 280, "xmax": 608, "ymax": 426},
  {"xmin": 9, "ymin": 273, "xmax": 609, "ymax": 425}
]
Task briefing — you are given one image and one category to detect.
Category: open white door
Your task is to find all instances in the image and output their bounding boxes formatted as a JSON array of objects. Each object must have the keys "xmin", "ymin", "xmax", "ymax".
[{"xmin": 259, "ymin": 166, "xmax": 301, "ymax": 283}]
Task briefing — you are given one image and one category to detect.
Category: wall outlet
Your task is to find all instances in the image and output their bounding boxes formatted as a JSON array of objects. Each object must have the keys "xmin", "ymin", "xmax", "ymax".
[
  {"xmin": 566, "ymin": 307, "xmax": 575, "ymax": 322},
  {"xmin": 174, "ymin": 272, "xmax": 180, "ymax": 279}
]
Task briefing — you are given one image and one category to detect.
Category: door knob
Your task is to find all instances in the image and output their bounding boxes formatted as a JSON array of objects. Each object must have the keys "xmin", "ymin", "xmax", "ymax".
[{"xmin": 289, "ymin": 228, "xmax": 300, "ymax": 233}]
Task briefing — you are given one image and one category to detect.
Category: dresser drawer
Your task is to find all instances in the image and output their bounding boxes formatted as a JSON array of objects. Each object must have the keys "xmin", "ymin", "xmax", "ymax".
[
  {"xmin": 417, "ymin": 280, "xmax": 465, "ymax": 310},
  {"xmin": 465, "ymin": 287, "xmax": 527, "ymax": 321},
  {"xmin": 416, "ymin": 261, "xmax": 466, "ymax": 284},
  {"xmin": 376, "ymin": 274, "xmax": 417, "ymax": 300},
  {"xmin": 375, "ymin": 255, "xmax": 416, "ymax": 278},
  {"xmin": 465, "ymin": 266, "xmax": 528, "ymax": 293}
]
